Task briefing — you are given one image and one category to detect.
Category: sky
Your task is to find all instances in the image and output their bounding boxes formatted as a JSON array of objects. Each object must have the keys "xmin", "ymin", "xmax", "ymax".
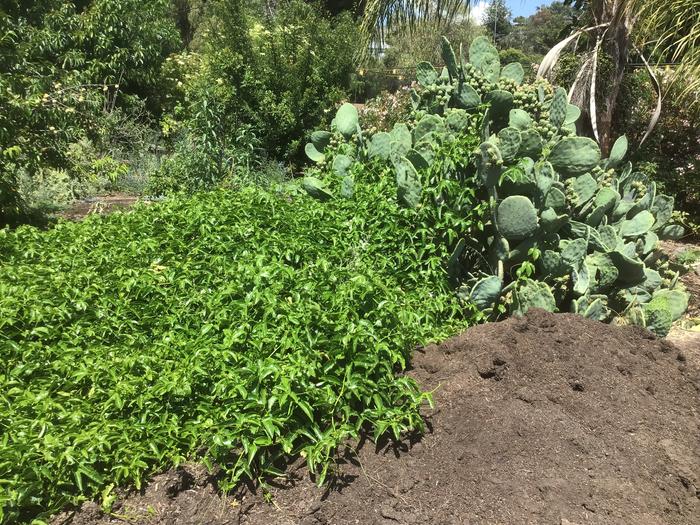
[{"xmin": 471, "ymin": 1, "xmax": 555, "ymax": 22}]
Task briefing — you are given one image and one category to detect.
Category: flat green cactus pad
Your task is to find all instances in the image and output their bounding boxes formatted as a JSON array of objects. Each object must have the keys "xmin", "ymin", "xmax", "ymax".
[
  {"xmin": 395, "ymin": 158, "xmax": 422, "ymax": 208},
  {"xmin": 305, "ymin": 143, "xmax": 325, "ymax": 163},
  {"xmin": 619, "ymin": 210, "xmax": 655, "ymax": 238},
  {"xmin": 335, "ymin": 103, "xmax": 359, "ymax": 139},
  {"xmin": 369, "ymin": 132, "xmax": 392, "ymax": 160},
  {"xmin": 549, "ymin": 137, "xmax": 601, "ymax": 177},
  {"xmin": 302, "ymin": 177, "xmax": 333, "ymax": 201},
  {"xmin": 519, "ymin": 129, "xmax": 543, "ymax": 157},
  {"xmin": 513, "ymin": 279, "xmax": 557, "ymax": 315},
  {"xmin": 311, "ymin": 131, "xmax": 332, "ymax": 151},
  {"xmin": 501, "ymin": 62, "xmax": 524, "ymax": 85},
  {"xmin": 496, "ymin": 195, "xmax": 539, "ymax": 241},
  {"xmin": 333, "ymin": 154, "xmax": 353, "ymax": 177},
  {"xmin": 456, "ymin": 82, "xmax": 481, "ymax": 109},
  {"xmin": 607, "ymin": 135, "xmax": 628, "ymax": 168},
  {"xmin": 509, "ymin": 109, "xmax": 532, "ymax": 130},
  {"xmin": 416, "ymin": 61, "xmax": 438, "ymax": 86},
  {"xmin": 470, "ymin": 275, "xmax": 503, "ymax": 310}
]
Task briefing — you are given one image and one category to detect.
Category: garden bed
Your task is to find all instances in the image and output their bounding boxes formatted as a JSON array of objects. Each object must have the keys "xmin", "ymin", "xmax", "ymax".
[{"xmin": 56, "ymin": 310, "xmax": 700, "ymax": 525}]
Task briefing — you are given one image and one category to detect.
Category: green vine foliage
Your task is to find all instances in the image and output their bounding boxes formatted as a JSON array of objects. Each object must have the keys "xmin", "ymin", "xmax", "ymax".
[{"xmin": 0, "ymin": 179, "xmax": 481, "ymax": 522}]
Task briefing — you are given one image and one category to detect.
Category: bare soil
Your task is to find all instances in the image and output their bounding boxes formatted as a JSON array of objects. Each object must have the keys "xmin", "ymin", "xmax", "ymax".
[
  {"xmin": 55, "ymin": 310, "xmax": 700, "ymax": 525},
  {"xmin": 661, "ymin": 240, "xmax": 700, "ymax": 318},
  {"xmin": 57, "ymin": 193, "xmax": 142, "ymax": 221}
]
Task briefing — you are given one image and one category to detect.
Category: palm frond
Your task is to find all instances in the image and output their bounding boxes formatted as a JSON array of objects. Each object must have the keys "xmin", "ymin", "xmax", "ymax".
[
  {"xmin": 636, "ymin": 0, "xmax": 700, "ymax": 107},
  {"xmin": 359, "ymin": 0, "xmax": 472, "ymax": 59}
]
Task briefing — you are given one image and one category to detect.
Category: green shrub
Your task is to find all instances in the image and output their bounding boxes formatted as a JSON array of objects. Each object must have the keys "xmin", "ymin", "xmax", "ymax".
[
  {"xmin": 168, "ymin": 0, "xmax": 360, "ymax": 166},
  {"xmin": 302, "ymin": 37, "xmax": 689, "ymax": 336},
  {"xmin": 0, "ymin": 181, "xmax": 477, "ymax": 523},
  {"xmin": 0, "ymin": 1, "xmax": 180, "ymax": 225}
]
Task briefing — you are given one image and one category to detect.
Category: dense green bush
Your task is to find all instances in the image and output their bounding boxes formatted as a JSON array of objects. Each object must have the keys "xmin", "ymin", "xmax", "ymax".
[
  {"xmin": 302, "ymin": 37, "xmax": 689, "ymax": 336},
  {"xmin": 169, "ymin": 1, "xmax": 359, "ymax": 161},
  {"xmin": 146, "ymin": 0, "xmax": 361, "ymax": 193},
  {"xmin": 0, "ymin": 0, "xmax": 180, "ymax": 225},
  {"xmin": 0, "ymin": 175, "xmax": 481, "ymax": 522}
]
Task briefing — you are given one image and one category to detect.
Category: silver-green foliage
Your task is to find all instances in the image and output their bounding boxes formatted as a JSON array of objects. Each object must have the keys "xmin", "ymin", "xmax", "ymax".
[
  {"xmin": 303, "ymin": 36, "xmax": 688, "ymax": 337},
  {"xmin": 457, "ymin": 34, "xmax": 688, "ymax": 335}
]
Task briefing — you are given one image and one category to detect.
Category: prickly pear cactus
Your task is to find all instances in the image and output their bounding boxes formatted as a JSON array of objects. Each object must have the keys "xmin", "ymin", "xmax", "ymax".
[{"xmin": 301, "ymin": 35, "xmax": 689, "ymax": 336}]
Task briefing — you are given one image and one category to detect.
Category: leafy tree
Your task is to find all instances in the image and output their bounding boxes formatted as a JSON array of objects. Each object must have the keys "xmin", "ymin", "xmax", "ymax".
[
  {"xmin": 482, "ymin": 0, "xmax": 511, "ymax": 46},
  {"xmin": 504, "ymin": 2, "xmax": 582, "ymax": 55},
  {"xmin": 161, "ymin": 0, "xmax": 361, "ymax": 174},
  {"xmin": 0, "ymin": 0, "xmax": 180, "ymax": 225}
]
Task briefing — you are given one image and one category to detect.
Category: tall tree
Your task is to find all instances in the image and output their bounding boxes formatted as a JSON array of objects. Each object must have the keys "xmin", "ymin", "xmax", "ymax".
[
  {"xmin": 509, "ymin": 2, "xmax": 581, "ymax": 54},
  {"xmin": 538, "ymin": 0, "xmax": 700, "ymax": 153},
  {"xmin": 482, "ymin": 0, "xmax": 511, "ymax": 46}
]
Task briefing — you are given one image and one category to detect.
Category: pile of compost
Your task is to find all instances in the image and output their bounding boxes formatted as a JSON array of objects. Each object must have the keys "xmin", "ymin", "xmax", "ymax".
[{"xmin": 57, "ymin": 310, "xmax": 699, "ymax": 525}]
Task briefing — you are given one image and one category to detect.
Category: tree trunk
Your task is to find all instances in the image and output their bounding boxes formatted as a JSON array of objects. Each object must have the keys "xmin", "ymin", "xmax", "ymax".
[
  {"xmin": 598, "ymin": 16, "xmax": 632, "ymax": 155},
  {"xmin": 593, "ymin": 1, "xmax": 638, "ymax": 155}
]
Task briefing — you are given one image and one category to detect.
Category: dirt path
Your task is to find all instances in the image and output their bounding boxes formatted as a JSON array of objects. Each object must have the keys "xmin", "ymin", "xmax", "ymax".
[
  {"xmin": 57, "ymin": 193, "xmax": 142, "ymax": 221},
  {"xmin": 56, "ymin": 310, "xmax": 700, "ymax": 525}
]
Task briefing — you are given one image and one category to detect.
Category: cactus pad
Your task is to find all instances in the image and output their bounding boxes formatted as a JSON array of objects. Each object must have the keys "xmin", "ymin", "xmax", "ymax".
[
  {"xmin": 441, "ymin": 37, "xmax": 459, "ymax": 79},
  {"xmin": 501, "ymin": 62, "xmax": 524, "ymax": 85},
  {"xmin": 311, "ymin": 131, "xmax": 332, "ymax": 151},
  {"xmin": 395, "ymin": 158, "xmax": 422, "ymax": 208},
  {"xmin": 446, "ymin": 109, "xmax": 471, "ymax": 132},
  {"xmin": 305, "ymin": 143, "xmax": 325, "ymax": 163},
  {"xmin": 333, "ymin": 154, "xmax": 353, "ymax": 177},
  {"xmin": 513, "ymin": 279, "xmax": 557, "ymax": 315},
  {"xmin": 607, "ymin": 135, "xmax": 628, "ymax": 168},
  {"xmin": 609, "ymin": 250, "xmax": 645, "ymax": 284},
  {"xmin": 519, "ymin": 129, "xmax": 543, "ymax": 157},
  {"xmin": 496, "ymin": 195, "xmax": 539, "ymax": 241},
  {"xmin": 335, "ymin": 103, "xmax": 359, "ymax": 139},
  {"xmin": 405, "ymin": 149, "xmax": 430, "ymax": 171},
  {"xmin": 414, "ymin": 114, "xmax": 445, "ymax": 143},
  {"xmin": 470, "ymin": 275, "xmax": 503, "ymax": 310},
  {"xmin": 564, "ymin": 104, "xmax": 581, "ymax": 125},
  {"xmin": 549, "ymin": 137, "xmax": 601, "ymax": 177},
  {"xmin": 416, "ymin": 62, "xmax": 438, "ymax": 86},
  {"xmin": 369, "ymin": 132, "xmax": 392, "ymax": 160},
  {"xmin": 509, "ymin": 109, "xmax": 532, "ymax": 130},
  {"xmin": 619, "ymin": 210, "xmax": 655, "ymax": 238},
  {"xmin": 497, "ymin": 127, "xmax": 522, "ymax": 162},
  {"xmin": 340, "ymin": 175, "xmax": 354, "ymax": 199},
  {"xmin": 549, "ymin": 87, "xmax": 568, "ymax": 129},
  {"xmin": 302, "ymin": 177, "xmax": 333, "ymax": 201},
  {"xmin": 456, "ymin": 83, "xmax": 481, "ymax": 109}
]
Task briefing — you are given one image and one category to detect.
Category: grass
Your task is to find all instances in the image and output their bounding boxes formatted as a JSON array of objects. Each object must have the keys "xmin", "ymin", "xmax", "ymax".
[
  {"xmin": 675, "ymin": 247, "xmax": 700, "ymax": 267},
  {"xmin": 0, "ymin": 176, "xmax": 480, "ymax": 523}
]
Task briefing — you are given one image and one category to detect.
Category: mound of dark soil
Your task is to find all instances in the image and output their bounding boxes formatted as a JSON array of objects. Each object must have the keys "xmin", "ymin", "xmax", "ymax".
[{"xmin": 55, "ymin": 310, "xmax": 700, "ymax": 525}]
